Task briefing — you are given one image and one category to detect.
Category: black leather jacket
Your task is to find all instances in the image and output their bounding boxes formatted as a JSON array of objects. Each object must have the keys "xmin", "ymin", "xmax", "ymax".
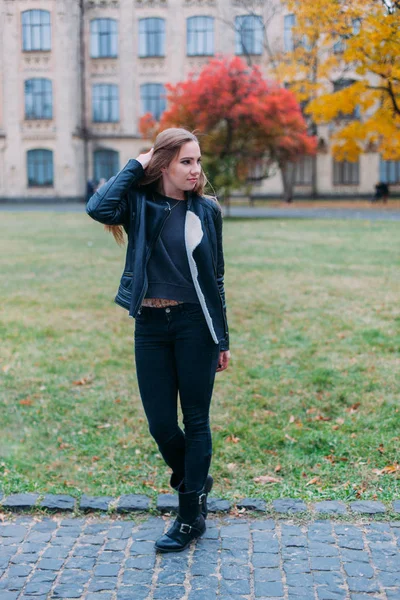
[{"xmin": 86, "ymin": 159, "xmax": 229, "ymax": 351}]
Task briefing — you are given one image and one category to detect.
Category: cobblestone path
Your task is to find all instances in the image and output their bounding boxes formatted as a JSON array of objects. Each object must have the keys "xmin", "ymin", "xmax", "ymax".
[{"xmin": 1, "ymin": 515, "xmax": 400, "ymax": 600}]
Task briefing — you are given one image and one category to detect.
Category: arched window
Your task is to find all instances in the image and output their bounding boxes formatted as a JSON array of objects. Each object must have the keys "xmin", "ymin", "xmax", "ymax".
[
  {"xmin": 27, "ymin": 149, "xmax": 54, "ymax": 187},
  {"xmin": 235, "ymin": 15, "xmax": 263, "ymax": 55},
  {"xmin": 92, "ymin": 84, "xmax": 119, "ymax": 122},
  {"xmin": 22, "ymin": 10, "xmax": 51, "ymax": 51},
  {"xmin": 139, "ymin": 18, "xmax": 165, "ymax": 57},
  {"xmin": 25, "ymin": 79, "xmax": 52, "ymax": 119},
  {"xmin": 93, "ymin": 149, "xmax": 120, "ymax": 182},
  {"xmin": 90, "ymin": 19, "xmax": 118, "ymax": 58},
  {"xmin": 187, "ymin": 16, "xmax": 214, "ymax": 56},
  {"xmin": 140, "ymin": 84, "xmax": 166, "ymax": 120}
]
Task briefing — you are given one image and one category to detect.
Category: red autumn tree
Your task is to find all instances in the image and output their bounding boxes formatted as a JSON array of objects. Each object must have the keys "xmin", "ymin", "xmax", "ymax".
[{"xmin": 140, "ymin": 56, "xmax": 316, "ymax": 203}]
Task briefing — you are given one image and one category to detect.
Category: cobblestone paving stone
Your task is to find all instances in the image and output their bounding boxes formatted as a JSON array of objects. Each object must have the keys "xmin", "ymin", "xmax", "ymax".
[{"xmin": 0, "ymin": 516, "xmax": 399, "ymax": 599}]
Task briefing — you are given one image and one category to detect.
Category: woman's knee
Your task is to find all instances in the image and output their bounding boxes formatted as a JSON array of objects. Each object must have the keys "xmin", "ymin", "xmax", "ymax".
[{"xmin": 148, "ymin": 422, "xmax": 182, "ymax": 445}]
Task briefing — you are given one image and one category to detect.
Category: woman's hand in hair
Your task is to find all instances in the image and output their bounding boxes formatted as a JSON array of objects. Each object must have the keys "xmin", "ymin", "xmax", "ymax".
[
  {"xmin": 136, "ymin": 147, "xmax": 154, "ymax": 169},
  {"xmin": 216, "ymin": 350, "xmax": 231, "ymax": 373}
]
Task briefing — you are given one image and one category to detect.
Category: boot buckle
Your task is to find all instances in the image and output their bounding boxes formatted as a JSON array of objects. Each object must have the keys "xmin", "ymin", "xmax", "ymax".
[
  {"xmin": 198, "ymin": 493, "xmax": 206, "ymax": 504},
  {"xmin": 179, "ymin": 523, "xmax": 192, "ymax": 534}
]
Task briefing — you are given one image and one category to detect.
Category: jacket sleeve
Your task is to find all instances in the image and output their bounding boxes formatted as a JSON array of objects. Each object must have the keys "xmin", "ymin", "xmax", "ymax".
[
  {"xmin": 86, "ymin": 159, "xmax": 144, "ymax": 226},
  {"xmin": 214, "ymin": 207, "xmax": 229, "ymax": 351}
]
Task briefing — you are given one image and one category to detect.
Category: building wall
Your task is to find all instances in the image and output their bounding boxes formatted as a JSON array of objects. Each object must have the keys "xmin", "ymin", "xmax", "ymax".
[{"xmin": 0, "ymin": 0, "xmax": 397, "ymax": 201}]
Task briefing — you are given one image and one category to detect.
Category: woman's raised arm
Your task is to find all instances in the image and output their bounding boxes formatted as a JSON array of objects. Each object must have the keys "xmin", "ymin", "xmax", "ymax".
[{"xmin": 86, "ymin": 148, "xmax": 154, "ymax": 226}]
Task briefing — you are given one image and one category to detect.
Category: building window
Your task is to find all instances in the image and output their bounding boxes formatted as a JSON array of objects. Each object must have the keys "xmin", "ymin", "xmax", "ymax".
[
  {"xmin": 380, "ymin": 158, "xmax": 400, "ymax": 184},
  {"xmin": 92, "ymin": 84, "xmax": 119, "ymax": 122},
  {"xmin": 22, "ymin": 10, "xmax": 51, "ymax": 51},
  {"xmin": 333, "ymin": 18, "xmax": 361, "ymax": 54},
  {"xmin": 235, "ymin": 15, "xmax": 263, "ymax": 55},
  {"xmin": 140, "ymin": 83, "xmax": 166, "ymax": 120},
  {"xmin": 93, "ymin": 149, "xmax": 120, "ymax": 182},
  {"xmin": 333, "ymin": 159, "xmax": 359, "ymax": 185},
  {"xmin": 284, "ymin": 14, "xmax": 295, "ymax": 52},
  {"xmin": 139, "ymin": 18, "xmax": 165, "ymax": 57},
  {"xmin": 187, "ymin": 16, "xmax": 214, "ymax": 56},
  {"xmin": 90, "ymin": 19, "xmax": 118, "ymax": 58},
  {"xmin": 294, "ymin": 156, "xmax": 313, "ymax": 185},
  {"xmin": 235, "ymin": 15, "xmax": 264, "ymax": 54},
  {"xmin": 25, "ymin": 79, "xmax": 52, "ymax": 120},
  {"xmin": 27, "ymin": 149, "xmax": 53, "ymax": 187}
]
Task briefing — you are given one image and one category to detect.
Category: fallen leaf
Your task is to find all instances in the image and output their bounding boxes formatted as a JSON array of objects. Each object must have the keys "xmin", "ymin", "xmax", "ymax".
[
  {"xmin": 2, "ymin": 365, "xmax": 11, "ymax": 373},
  {"xmin": 351, "ymin": 433, "xmax": 357, "ymax": 438},
  {"xmin": 336, "ymin": 418, "xmax": 345, "ymax": 425},
  {"xmin": 306, "ymin": 407, "xmax": 317, "ymax": 414},
  {"xmin": 19, "ymin": 397, "xmax": 33, "ymax": 406},
  {"xmin": 225, "ymin": 435, "xmax": 240, "ymax": 444},
  {"xmin": 97, "ymin": 423, "xmax": 111, "ymax": 429},
  {"xmin": 274, "ymin": 464, "xmax": 282, "ymax": 473},
  {"xmin": 227, "ymin": 462, "xmax": 237, "ymax": 472},
  {"xmin": 346, "ymin": 402, "xmax": 361, "ymax": 413},
  {"xmin": 72, "ymin": 377, "xmax": 93, "ymax": 386},
  {"xmin": 285, "ymin": 434, "xmax": 297, "ymax": 443},
  {"xmin": 377, "ymin": 444, "xmax": 385, "ymax": 454},
  {"xmin": 380, "ymin": 464, "xmax": 399, "ymax": 474},
  {"xmin": 289, "ymin": 415, "xmax": 295, "ymax": 424},
  {"xmin": 306, "ymin": 477, "xmax": 320, "ymax": 486},
  {"xmin": 253, "ymin": 475, "xmax": 281, "ymax": 484},
  {"xmin": 314, "ymin": 415, "xmax": 331, "ymax": 422}
]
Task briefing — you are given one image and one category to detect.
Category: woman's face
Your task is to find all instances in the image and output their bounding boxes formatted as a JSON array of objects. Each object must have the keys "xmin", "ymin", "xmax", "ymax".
[{"xmin": 161, "ymin": 141, "xmax": 202, "ymax": 192}]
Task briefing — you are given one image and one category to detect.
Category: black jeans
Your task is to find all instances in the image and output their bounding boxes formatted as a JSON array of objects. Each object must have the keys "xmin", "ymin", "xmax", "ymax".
[{"xmin": 134, "ymin": 302, "xmax": 220, "ymax": 493}]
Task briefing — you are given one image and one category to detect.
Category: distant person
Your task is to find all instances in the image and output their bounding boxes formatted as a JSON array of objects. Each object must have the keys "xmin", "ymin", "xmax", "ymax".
[
  {"xmin": 85, "ymin": 179, "xmax": 96, "ymax": 203},
  {"xmin": 86, "ymin": 128, "xmax": 230, "ymax": 553},
  {"xmin": 372, "ymin": 181, "xmax": 389, "ymax": 203}
]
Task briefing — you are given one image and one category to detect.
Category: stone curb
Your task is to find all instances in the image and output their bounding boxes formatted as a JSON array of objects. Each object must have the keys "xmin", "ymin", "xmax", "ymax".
[{"xmin": 0, "ymin": 491, "xmax": 399, "ymax": 516}]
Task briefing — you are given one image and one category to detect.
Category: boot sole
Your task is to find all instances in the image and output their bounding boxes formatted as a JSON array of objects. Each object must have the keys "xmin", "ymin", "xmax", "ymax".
[{"xmin": 154, "ymin": 526, "xmax": 206, "ymax": 553}]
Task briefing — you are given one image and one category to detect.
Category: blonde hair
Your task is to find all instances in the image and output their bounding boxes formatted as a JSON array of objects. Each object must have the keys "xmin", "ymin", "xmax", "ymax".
[{"xmin": 106, "ymin": 127, "xmax": 211, "ymax": 244}]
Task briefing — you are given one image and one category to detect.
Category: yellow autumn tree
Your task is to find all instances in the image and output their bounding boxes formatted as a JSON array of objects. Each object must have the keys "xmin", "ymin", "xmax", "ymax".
[{"xmin": 281, "ymin": 0, "xmax": 400, "ymax": 161}]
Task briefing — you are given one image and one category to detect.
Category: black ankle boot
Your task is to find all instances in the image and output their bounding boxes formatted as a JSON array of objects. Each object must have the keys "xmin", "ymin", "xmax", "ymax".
[
  {"xmin": 155, "ymin": 489, "xmax": 206, "ymax": 553},
  {"xmin": 200, "ymin": 475, "xmax": 213, "ymax": 518}
]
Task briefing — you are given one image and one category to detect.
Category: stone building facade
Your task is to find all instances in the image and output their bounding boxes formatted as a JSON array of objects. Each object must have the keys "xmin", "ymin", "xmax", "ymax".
[{"xmin": 0, "ymin": 0, "xmax": 398, "ymax": 201}]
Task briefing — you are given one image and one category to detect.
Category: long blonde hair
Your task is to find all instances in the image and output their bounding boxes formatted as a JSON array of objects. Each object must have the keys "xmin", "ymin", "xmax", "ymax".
[{"xmin": 106, "ymin": 127, "xmax": 210, "ymax": 244}]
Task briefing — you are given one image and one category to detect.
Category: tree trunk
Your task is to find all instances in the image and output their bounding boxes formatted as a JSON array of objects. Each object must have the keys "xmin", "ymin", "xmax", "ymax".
[{"xmin": 280, "ymin": 162, "xmax": 295, "ymax": 203}]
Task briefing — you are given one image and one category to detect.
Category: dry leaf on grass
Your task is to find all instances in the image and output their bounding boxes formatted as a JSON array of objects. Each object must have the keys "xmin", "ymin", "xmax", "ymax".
[
  {"xmin": 274, "ymin": 464, "xmax": 282, "ymax": 473},
  {"xmin": 225, "ymin": 435, "xmax": 240, "ymax": 444},
  {"xmin": 227, "ymin": 463, "xmax": 237, "ymax": 472},
  {"xmin": 72, "ymin": 377, "xmax": 93, "ymax": 386},
  {"xmin": 373, "ymin": 464, "xmax": 399, "ymax": 475},
  {"xmin": 314, "ymin": 414, "xmax": 331, "ymax": 422},
  {"xmin": 346, "ymin": 402, "xmax": 361, "ymax": 413},
  {"xmin": 253, "ymin": 475, "xmax": 281, "ymax": 484},
  {"xmin": 306, "ymin": 477, "xmax": 321, "ymax": 486},
  {"xmin": 285, "ymin": 434, "xmax": 297, "ymax": 443},
  {"xmin": 19, "ymin": 397, "xmax": 33, "ymax": 406},
  {"xmin": 97, "ymin": 423, "xmax": 111, "ymax": 429}
]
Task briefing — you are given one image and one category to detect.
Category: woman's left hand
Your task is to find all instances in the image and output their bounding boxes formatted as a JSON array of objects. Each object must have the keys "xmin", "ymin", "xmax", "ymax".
[{"xmin": 216, "ymin": 350, "xmax": 231, "ymax": 372}]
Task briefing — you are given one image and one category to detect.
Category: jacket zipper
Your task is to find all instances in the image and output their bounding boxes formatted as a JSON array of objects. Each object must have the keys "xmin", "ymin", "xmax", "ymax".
[{"xmin": 135, "ymin": 202, "xmax": 172, "ymax": 314}]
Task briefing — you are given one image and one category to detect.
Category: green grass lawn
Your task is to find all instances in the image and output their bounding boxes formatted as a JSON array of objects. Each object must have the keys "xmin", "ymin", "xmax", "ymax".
[{"xmin": 0, "ymin": 212, "xmax": 399, "ymax": 505}]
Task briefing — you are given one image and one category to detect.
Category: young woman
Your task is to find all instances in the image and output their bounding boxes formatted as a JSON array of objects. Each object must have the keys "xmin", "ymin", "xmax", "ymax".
[{"xmin": 86, "ymin": 127, "xmax": 230, "ymax": 552}]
